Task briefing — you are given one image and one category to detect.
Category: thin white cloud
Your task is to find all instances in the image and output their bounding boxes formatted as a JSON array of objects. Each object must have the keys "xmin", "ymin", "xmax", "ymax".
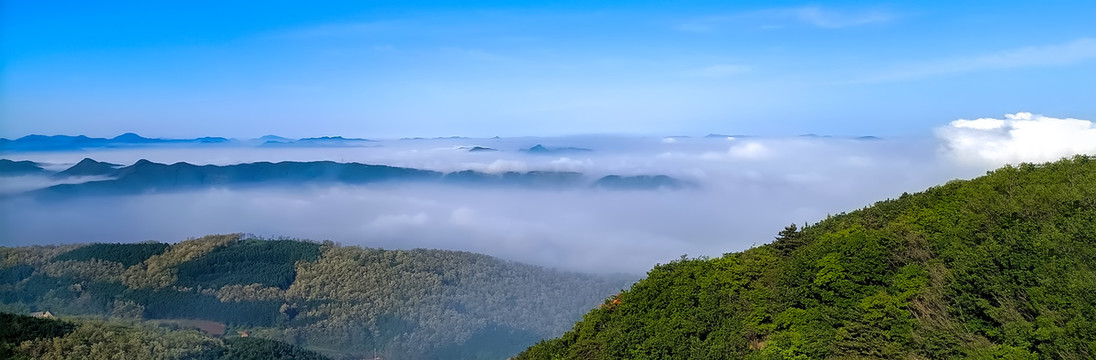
[
  {"xmin": 858, "ymin": 38, "xmax": 1096, "ymax": 83},
  {"xmin": 937, "ymin": 112, "xmax": 1096, "ymax": 165},
  {"xmin": 789, "ymin": 6, "xmax": 894, "ymax": 28},
  {"xmin": 679, "ymin": 6, "xmax": 895, "ymax": 32}
]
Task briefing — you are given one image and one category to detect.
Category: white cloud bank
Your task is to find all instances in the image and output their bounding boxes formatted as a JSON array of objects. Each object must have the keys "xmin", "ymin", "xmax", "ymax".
[{"xmin": 937, "ymin": 112, "xmax": 1096, "ymax": 166}]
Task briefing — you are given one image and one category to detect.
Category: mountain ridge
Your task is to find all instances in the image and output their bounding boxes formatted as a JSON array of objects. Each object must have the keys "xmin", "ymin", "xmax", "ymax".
[
  {"xmin": 0, "ymin": 159, "xmax": 46, "ymax": 175},
  {"xmin": 2, "ymin": 158, "xmax": 692, "ymax": 197},
  {"xmin": 0, "ymin": 133, "xmax": 240, "ymax": 151}
]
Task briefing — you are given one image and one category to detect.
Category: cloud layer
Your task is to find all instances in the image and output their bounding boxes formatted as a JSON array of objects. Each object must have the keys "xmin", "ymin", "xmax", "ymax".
[
  {"xmin": 937, "ymin": 112, "xmax": 1096, "ymax": 165},
  {"xmin": 1, "ymin": 135, "xmax": 975, "ymax": 274},
  {"xmin": 9, "ymin": 113, "xmax": 1094, "ymax": 274}
]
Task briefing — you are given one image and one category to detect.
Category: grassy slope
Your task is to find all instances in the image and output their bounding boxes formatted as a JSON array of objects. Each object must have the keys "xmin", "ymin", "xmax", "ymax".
[{"xmin": 518, "ymin": 156, "xmax": 1096, "ymax": 360}]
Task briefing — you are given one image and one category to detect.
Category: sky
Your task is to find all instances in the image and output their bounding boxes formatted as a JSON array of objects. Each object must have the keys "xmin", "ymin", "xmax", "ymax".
[{"xmin": 3, "ymin": 1, "xmax": 1095, "ymax": 139}]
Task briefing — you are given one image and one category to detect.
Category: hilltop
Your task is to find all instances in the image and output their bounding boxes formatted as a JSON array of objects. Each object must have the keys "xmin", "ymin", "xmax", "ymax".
[
  {"xmin": 0, "ymin": 159, "xmax": 46, "ymax": 175},
  {"xmin": 52, "ymin": 158, "xmax": 119, "ymax": 178},
  {"xmin": 518, "ymin": 155, "xmax": 1096, "ymax": 359}
]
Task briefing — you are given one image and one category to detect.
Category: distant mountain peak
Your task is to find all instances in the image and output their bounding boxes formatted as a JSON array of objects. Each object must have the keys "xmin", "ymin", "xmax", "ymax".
[
  {"xmin": 55, "ymin": 158, "xmax": 118, "ymax": 178},
  {"xmin": 112, "ymin": 133, "xmax": 154, "ymax": 142},
  {"xmin": 75, "ymin": 157, "xmax": 103, "ymax": 165},
  {"xmin": 195, "ymin": 136, "xmax": 231, "ymax": 143},
  {"xmin": 258, "ymin": 135, "xmax": 291, "ymax": 142},
  {"xmin": 523, "ymin": 144, "xmax": 592, "ymax": 154}
]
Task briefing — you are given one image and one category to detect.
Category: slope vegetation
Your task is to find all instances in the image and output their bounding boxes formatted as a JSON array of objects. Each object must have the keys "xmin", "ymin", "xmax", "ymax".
[
  {"xmin": 0, "ymin": 312, "xmax": 329, "ymax": 360},
  {"xmin": 519, "ymin": 156, "xmax": 1096, "ymax": 359},
  {"xmin": 1, "ymin": 236, "xmax": 631, "ymax": 360}
]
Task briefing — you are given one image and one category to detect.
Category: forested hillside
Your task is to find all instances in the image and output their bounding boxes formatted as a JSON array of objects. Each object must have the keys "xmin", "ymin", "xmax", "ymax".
[
  {"xmin": 0, "ymin": 236, "xmax": 631, "ymax": 359},
  {"xmin": 1, "ymin": 312, "xmax": 329, "ymax": 359},
  {"xmin": 519, "ymin": 155, "xmax": 1096, "ymax": 359}
]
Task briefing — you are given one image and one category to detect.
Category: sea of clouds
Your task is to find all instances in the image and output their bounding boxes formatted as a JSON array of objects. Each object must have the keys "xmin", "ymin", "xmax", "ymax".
[{"xmin": 2, "ymin": 113, "xmax": 1093, "ymax": 274}]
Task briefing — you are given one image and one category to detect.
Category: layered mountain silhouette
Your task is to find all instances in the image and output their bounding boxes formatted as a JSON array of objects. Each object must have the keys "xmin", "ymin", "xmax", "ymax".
[
  {"xmin": 0, "ymin": 133, "xmax": 382, "ymax": 151},
  {"xmin": 0, "ymin": 133, "xmax": 234, "ymax": 151},
  {"xmin": 35, "ymin": 160, "xmax": 440, "ymax": 197},
  {"xmin": 10, "ymin": 158, "xmax": 690, "ymax": 197}
]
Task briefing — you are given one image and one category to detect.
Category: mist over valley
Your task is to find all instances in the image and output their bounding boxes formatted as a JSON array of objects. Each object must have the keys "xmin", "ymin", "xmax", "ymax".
[{"xmin": 6, "ymin": 115, "xmax": 1088, "ymax": 274}]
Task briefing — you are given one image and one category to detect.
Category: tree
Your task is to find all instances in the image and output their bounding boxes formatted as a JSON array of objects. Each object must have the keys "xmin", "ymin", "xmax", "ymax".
[{"xmin": 772, "ymin": 223, "xmax": 802, "ymax": 255}]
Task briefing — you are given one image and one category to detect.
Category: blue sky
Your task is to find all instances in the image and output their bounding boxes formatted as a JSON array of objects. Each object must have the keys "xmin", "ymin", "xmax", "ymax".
[{"xmin": 2, "ymin": 1, "xmax": 1094, "ymax": 139}]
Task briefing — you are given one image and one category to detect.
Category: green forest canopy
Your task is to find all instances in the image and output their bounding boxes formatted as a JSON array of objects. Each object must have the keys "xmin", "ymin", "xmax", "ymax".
[
  {"xmin": 0, "ymin": 312, "xmax": 330, "ymax": 360},
  {"xmin": 0, "ymin": 234, "xmax": 630, "ymax": 360},
  {"xmin": 518, "ymin": 155, "xmax": 1096, "ymax": 360}
]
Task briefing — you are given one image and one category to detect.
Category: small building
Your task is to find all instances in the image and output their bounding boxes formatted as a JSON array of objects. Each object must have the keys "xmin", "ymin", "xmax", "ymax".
[
  {"xmin": 237, "ymin": 330, "xmax": 251, "ymax": 338},
  {"xmin": 30, "ymin": 311, "xmax": 54, "ymax": 318}
]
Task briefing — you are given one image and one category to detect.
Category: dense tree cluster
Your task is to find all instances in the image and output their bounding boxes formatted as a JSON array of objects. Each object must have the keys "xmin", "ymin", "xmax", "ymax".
[
  {"xmin": 121, "ymin": 234, "xmax": 240, "ymax": 289},
  {"xmin": 518, "ymin": 155, "xmax": 1096, "ymax": 360},
  {"xmin": 52, "ymin": 242, "xmax": 170, "ymax": 267},
  {"xmin": 0, "ymin": 312, "xmax": 77, "ymax": 359},
  {"xmin": 175, "ymin": 239, "xmax": 321, "ymax": 289},
  {"xmin": 0, "ymin": 312, "xmax": 329, "ymax": 360},
  {"xmin": 0, "ymin": 234, "xmax": 630, "ymax": 359},
  {"xmin": 221, "ymin": 337, "xmax": 332, "ymax": 360}
]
